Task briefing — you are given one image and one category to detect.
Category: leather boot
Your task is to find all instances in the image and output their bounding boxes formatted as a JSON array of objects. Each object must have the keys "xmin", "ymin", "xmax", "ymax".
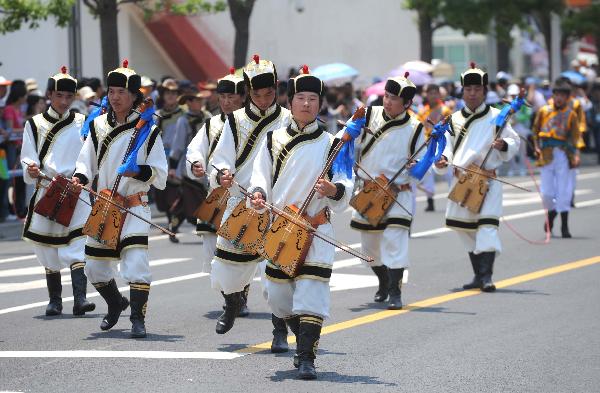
[
  {"xmin": 387, "ymin": 268, "xmax": 404, "ymax": 310},
  {"xmin": 70, "ymin": 262, "xmax": 95, "ymax": 316},
  {"xmin": 479, "ymin": 252, "xmax": 496, "ymax": 292},
  {"xmin": 45, "ymin": 268, "xmax": 63, "ymax": 316},
  {"xmin": 215, "ymin": 291, "xmax": 242, "ymax": 334},
  {"xmin": 425, "ymin": 197, "xmax": 435, "ymax": 212},
  {"xmin": 238, "ymin": 284, "xmax": 250, "ymax": 317},
  {"xmin": 544, "ymin": 210, "xmax": 557, "ymax": 233},
  {"xmin": 94, "ymin": 279, "xmax": 129, "ymax": 331},
  {"xmin": 371, "ymin": 265, "xmax": 389, "ymax": 302},
  {"xmin": 129, "ymin": 283, "xmax": 150, "ymax": 338},
  {"xmin": 285, "ymin": 315, "xmax": 301, "ymax": 368},
  {"xmin": 297, "ymin": 315, "xmax": 323, "ymax": 380},
  {"xmin": 270, "ymin": 314, "xmax": 289, "ymax": 353},
  {"xmin": 462, "ymin": 252, "xmax": 482, "ymax": 290},
  {"xmin": 561, "ymin": 212, "xmax": 572, "ymax": 238}
]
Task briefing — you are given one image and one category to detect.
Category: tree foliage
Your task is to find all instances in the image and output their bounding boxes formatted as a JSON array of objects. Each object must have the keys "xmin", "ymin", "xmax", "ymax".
[
  {"xmin": 0, "ymin": 0, "xmax": 74, "ymax": 33},
  {"xmin": 562, "ymin": 1, "xmax": 600, "ymax": 44}
]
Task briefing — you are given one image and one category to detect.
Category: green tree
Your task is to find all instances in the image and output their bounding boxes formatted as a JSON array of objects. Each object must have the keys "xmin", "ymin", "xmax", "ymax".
[
  {"xmin": 562, "ymin": 2, "xmax": 600, "ymax": 56},
  {"xmin": 0, "ymin": 0, "xmax": 226, "ymax": 77}
]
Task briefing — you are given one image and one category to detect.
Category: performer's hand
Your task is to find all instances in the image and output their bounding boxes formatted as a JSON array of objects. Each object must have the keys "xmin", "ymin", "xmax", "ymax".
[
  {"xmin": 70, "ymin": 177, "xmax": 83, "ymax": 192},
  {"xmin": 122, "ymin": 170, "xmax": 139, "ymax": 178},
  {"xmin": 406, "ymin": 159, "xmax": 416, "ymax": 169},
  {"xmin": 315, "ymin": 179, "xmax": 337, "ymax": 199},
  {"xmin": 534, "ymin": 148, "xmax": 542, "ymax": 159},
  {"xmin": 572, "ymin": 154, "xmax": 581, "ymax": 168},
  {"xmin": 492, "ymin": 138, "xmax": 508, "ymax": 151},
  {"xmin": 26, "ymin": 163, "xmax": 40, "ymax": 179},
  {"xmin": 191, "ymin": 162, "xmax": 205, "ymax": 178},
  {"xmin": 434, "ymin": 156, "xmax": 448, "ymax": 168},
  {"xmin": 220, "ymin": 169, "xmax": 233, "ymax": 188},
  {"xmin": 168, "ymin": 169, "xmax": 177, "ymax": 178},
  {"xmin": 251, "ymin": 192, "xmax": 266, "ymax": 209}
]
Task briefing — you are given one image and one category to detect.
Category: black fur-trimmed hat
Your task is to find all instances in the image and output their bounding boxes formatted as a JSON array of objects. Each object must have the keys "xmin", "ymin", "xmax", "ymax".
[
  {"xmin": 552, "ymin": 78, "xmax": 572, "ymax": 94},
  {"xmin": 287, "ymin": 65, "xmax": 324, "ymax": 100},
  {"xmin": 385, "ymin": 72, "xmax": 417, "ymax": 101},
  {"xmin": 461, "ymin": 62, "xmax": 488, "ymax": 87},
  {"xmin": 217, "ymin": 67, "xmax": 245, "ymax": 95},
  {"xmin": 46, "ymin": 66, "xmax": 77, "ymax": 93},
  {"xmin": 106, "ymin": 59, "xmax": 141, "ymax": 94},
  {"xmin": 243, "ymin": 54, "xmax": 277, "ymax": 91}
]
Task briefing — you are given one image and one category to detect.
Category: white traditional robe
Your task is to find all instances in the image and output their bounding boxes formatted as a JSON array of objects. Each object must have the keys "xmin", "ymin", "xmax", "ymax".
[
  {"xmin": 208, "ymin": 102, "xmax": 291, "ymax": 294},
  {"xmin": 350, "ymin": 106, "xmax": 426, "ymax": 269},
  {"xmin": 74, "ymin": 111, "xmax": 167, "ymax": 283},
  {"xmin": 21, "ymin": 107, "xmax": 90, "ymax": 271},
  {"xmin": 250, "ymin": 119, "xmax": 354, "ymax": 319},
  {"xmin": 435, "ymin": 103, "xmax": 519, "ymax": 254}
]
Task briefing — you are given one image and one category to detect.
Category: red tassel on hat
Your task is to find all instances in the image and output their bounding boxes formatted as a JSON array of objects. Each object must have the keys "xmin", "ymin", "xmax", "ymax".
[
  {"xmin": 470, "ymin": 61, "xmax": 476, "ymax": 69},
  {"xmin": 61, "ymin": 66, "xmax": 67, "ymax": 74},
  {"xmin": 404, "ymin": 71, "xmax": 410, "ymax": 78},
  {"xmin": 123, "ymin": 59, "xmax": 129, "ymax": 68},
  {"xmin": 301, "ymin": 65, "xmax": 309, "ymax": 74},
  {"xmin": 229, "ymin": 66, "xmax": 235, "ymax": 75},
  {"xmin": 253, "ymin": 54, "xmax": 260, "ymax": 64}
]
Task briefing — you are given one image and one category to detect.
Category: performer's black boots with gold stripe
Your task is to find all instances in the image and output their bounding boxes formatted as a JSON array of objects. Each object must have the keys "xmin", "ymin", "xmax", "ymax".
[
  {"xmin": 216, "ymin": 291, "xmax": 242, "ymax": 334},
  {"xmin": 560, "ymin": 212, "xmax": 572, "ymax": 238},
  {"xmin": 271, "ymin": 314, "xmax": 289, "ymax": 353},
  {"xmin": 371, "ymin": 265, "xmax": 389, "ymax": 302},
  {"xmin": 70, "ymin": 262, "xmax": 95, "ymax": 316},
  {"xmin": 463, "ymin": 252, "xmax": 483, "ymax": 290},
  {"xmin": 387, "ymin": 268, "xmax": 404, "ymax": 310},
  {"xmin": 129, "ymin": 283, "xmax": 150, "ymax": 338},
  {"xmin": 94, "ymin": 279, "xmax": 129, "ymax": 331},
  {"xmin": 45, "ymin": 268, "xmax": 62, "ymax": 316},
  {"xmin": 297, "ymin": 315, "xmax": 323, "ymax": 380},
  {"xmin": 239, "ymin": 284, "xmax": 250, "ymax": 317},
  {"xmin": 479, "ymin": 252, "xmax": 496, "ymax": 292}
]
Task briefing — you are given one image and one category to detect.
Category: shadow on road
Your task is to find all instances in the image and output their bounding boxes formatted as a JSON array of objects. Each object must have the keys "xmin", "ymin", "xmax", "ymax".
[
  {"xmin": 203, "ymin": 310, "xmax": 272, "ymax": 320},
  {"xmin": 84, "ymin": 329, "xmax": 185, "ymax": 342},
  {"xmin": 33, "ymin": 313, "xmax": 103, "ymax": 320},
  {"xmin": 268, "ymin": 369, "xmax": 397, "ymax": 386}
]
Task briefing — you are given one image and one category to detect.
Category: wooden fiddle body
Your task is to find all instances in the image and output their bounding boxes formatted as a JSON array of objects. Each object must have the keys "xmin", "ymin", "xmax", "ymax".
[
  {"xmin": 349, "ymin": 174, "xmax": 397, "ymax": 226},
  {"xmin": 448, "ymin": 163, "xmax": 491, "ymax": 214},
  {"xmin": 217, "ymin": 198, "xmax": 270, "ymax": 253},
  {"xmin": 193, "ymin": 186, "xmax": 229, "ymax": 231},
  {"xmin": 34, "ymin": 174, "xmax": 81, "ymax": 227},
  {"xmin": 83, "ymin": 189, "xmax": 126, "ymax": 249}
]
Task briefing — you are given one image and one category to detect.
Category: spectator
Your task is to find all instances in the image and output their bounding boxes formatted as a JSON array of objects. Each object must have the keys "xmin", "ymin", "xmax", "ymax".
[
  {"xmin": 0, "ymin": 76, "xmax": 11, "ymax": 107},
  {"xmin": 71, "ymin": 86, "xmax": 95, "ymax": 114},
  {"xmin": 25, "ymin": 94, "xmax": 46, "ymax": 119},
  {"xmin": 87, "ymin": 77, "xmax": 104, "ymax": 105},
  {"xmin": 587, "ymin": 80, "xmax": 600, "ymax": 164}
]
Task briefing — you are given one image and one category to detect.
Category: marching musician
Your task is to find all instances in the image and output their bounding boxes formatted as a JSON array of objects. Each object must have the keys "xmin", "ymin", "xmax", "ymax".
[
  {"xmin": 20, "ymin": 67, "xmax": 95, "ymax": 317},
  {"xmin": 208, "ymin": 55, "xmax": 291, "ymax": 348},
  {"xmin": 249, "ymin": 67, "xmax": 354, "ymax": 380},
  {"xmin": 532, "ymin": 79, "xmax": 580, "ymax": 238},
  {"xmin": 72, "ymin": 60, "xmax": 168, "ymax": 338},
  {"xmin": 434, "ymin": 63, "xmax": 520, "ymax": 292},
  {"xmin": 350, "ymin": 73, "xmax": 425, "ymax": 310},
  {"xmin": 166, "ymin": 87, "xmax": 212, "ymax": 243}
]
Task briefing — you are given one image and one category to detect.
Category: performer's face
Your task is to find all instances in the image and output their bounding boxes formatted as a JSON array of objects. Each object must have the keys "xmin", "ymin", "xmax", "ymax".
[
  {"xmin": 188, "ymin": 97, "xmax": 204, "ymax": 113},
  {"xmin": 383, "ymin": 92, "xmax": 408, "ymax": 118},
  {"xmin": 462, "ymin": 85, "xmax": 485, "ymax": 110},
  {"xmin": 162, "ymin": 90, "xmax": 178, "ymax": 108},
  {"xmin": 218, "ymin": 92, "xmax": 244, "ymax": 114},
  {"xmin": 426, "ymin": 88, "xmax": 440, "ymax": 106},
  {"xmin": 291, "ymin": 92, "xmax": 319, "ymax": 126},
  {"xmin": 48, "ymin": 90, "xmax": 75, "ymax": 115},
  {"xmin": 108, "ymin": 87, "xmax": 135, "ymax": 114},
  {"xmin": 249, "ymin": 87, "xmax": 276, "ymax": 111},
  {"xmin": 553, "ymin": 91, "xmax": 569, "ymax": 108}
]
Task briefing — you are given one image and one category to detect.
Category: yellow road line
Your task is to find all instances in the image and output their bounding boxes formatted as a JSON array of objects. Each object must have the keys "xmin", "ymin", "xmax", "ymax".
[{"xmin": 237, "ymin": 255, "xmax": 600, "ymax": 354}]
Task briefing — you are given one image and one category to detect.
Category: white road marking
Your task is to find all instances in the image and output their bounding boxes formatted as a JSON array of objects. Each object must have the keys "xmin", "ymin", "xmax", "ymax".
[
  {"xmin": 329, "ymin": 273, "xmax": 378, "ymax": 292},
  {"xmin": 0, "ymin": 350, "xmax": 244, "ymax": 360}
]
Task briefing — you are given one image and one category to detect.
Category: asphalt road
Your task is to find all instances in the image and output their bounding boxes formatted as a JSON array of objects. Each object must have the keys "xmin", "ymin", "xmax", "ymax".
[{"xmin": 1, "ymin": 167, "xmax": 599, "ymax": 393}]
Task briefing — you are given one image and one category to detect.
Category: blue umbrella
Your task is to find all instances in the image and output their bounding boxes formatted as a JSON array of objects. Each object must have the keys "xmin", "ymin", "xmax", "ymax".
[
  {"xmin": 311, "ymin": 63, "xmax": 359, "ymax": 83},
  {"xmin": 560, "ymin": 70, "xmax": 586, "ymax": 85}
]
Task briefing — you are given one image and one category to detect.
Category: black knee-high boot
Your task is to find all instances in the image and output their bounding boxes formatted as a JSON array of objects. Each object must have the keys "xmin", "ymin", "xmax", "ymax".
[
  {"xmin": 285, "ymin": 315, "xmax": 301, "ymax": 368},
  {"xmin": 93, "ymin": 279, "xmax": 129, "ymax": 331},
  {"xmin": 561, "ymin": 212, "xmax": 572, "ymax": 238},
  {"xmin": 371, "ymin": 265, "xmax": 389, "ymax": 302},
  {"xmin": 129, "ymin": 283, "xmax": 150, "ymax": 338},
  {"xmin": 215, "ymin": 291, "xmax": 242, "ymax": 334},
  {"xmin": 70, "ymin": 262, "xmax": 95, "ymax": 316},
  {"xmin": 463, "ymin": 252, "xmax": 482, "ymax": 290},
  {"xmin": 238, "ymin": 284, "xmax": 250, "ymax": 317},
  {"xmin": 271, "ymin": 314, "xmax": 289, "ymax": 353},
  {"xmin": 45, "ymin": 268, "xmax": 63, "ymax": 316},
  {"xmin": 387, "ymin": 268, "xmax": 404, "ymax": 310},
  {"xmin": 479, "ymin": 252, "xmax": 497, "ymax": 292},
  {"xmin": 297, "ymin": 315, "xmax": 323, "ymax": 380}
]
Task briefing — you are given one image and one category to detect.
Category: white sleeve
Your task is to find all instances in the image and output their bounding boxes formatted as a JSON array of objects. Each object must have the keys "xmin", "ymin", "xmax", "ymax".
[
  {"xmin": 186, "ymin": 121, "xmax": 209, "ymax": 179},
  {"xmin": 20, "ymin": 120, "xmax": 40, "ymax": 185},
  {"xmin": 144, "ymin": 128, "xmax": 168, "ymax": 190},
  {"xmin": 433, "ymin": 127, "xmax": 454, "ymax": 176},
  {"xmin": 74, "ymin": 127, "xmax": 98, "ymax": 184},
  {"xmin": 209, "ymin": 117, "xmax": 236, "ymax": 189},
  {"xmin": 489, "ymin": 122, "xmax": 520, "ymax": 166},
  {"xmin": 327, "ymin": 130, "xmax": 355, "ymax": 213},
  {"xmin": 248, "ymin": 136, "xmax": 273, "ymax": 205}
]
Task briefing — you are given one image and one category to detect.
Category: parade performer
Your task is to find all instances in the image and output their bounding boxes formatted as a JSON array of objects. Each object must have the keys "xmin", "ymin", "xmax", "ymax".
[
  {"xmin": 434, "ymin": 63, "xmax": 520, "ymax": 292},
  {"xmin": 21, "ymin": 66, "xmax": 95, "ymax": 316},
  {"xmin": 533, "ymin": 80, "xmax": 580, "ymax": 238},
  {"xmin": 249, "ymin": 66, "xmax": 355, "ymax": 379},
  {"xmin": 208, "ymin": 56, "xmax": 291, "ymax": 348},
  {"xmin": 350, "ymin": 73, "xmax": 425, "ymax": 309},
  {"xmin": 166, "ymin": 87, "xmax": 212, "ymax": 243},
  {"xmin": 72, "ymin": 60, "xmax": 168, "ymax": 338},
  {"xmin": 417, "ymin": 84, "xmax": 452, "ymax": 212}
]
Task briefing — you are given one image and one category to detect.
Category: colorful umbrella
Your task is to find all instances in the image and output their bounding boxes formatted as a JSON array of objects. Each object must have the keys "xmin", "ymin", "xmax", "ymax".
[
  {"xmin": 312, "ymin": 63, "xmax": 359, "ymax": 84},
  {"xmin": 560, "ymin": 70, "xmax": 586, "ymax": 85},
  {"xmin": 402, "ymin": 60, "xmax": 434, "ymax": 73},
  {"xmin": 364, "ymin": 81, "xmax": 386, "ymax": 97}
]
